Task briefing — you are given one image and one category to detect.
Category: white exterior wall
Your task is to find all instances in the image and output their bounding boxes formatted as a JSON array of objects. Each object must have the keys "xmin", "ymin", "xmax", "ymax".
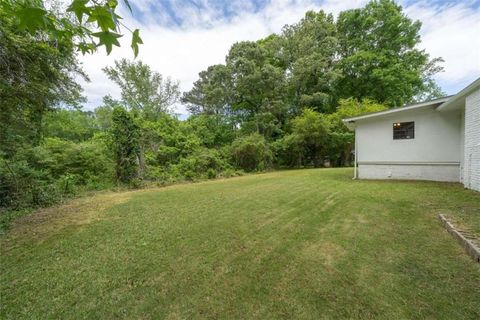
[
  {"xmin": 464, "ymin": 88, "xmax": 480, "ymax": 191},
  {"xmin": 358, "ymin": 163, "xmax": 460, "ymax": 181},
  {"xmin": 355, "ymin": 106, "xmax": 462, "ymax": 182}
]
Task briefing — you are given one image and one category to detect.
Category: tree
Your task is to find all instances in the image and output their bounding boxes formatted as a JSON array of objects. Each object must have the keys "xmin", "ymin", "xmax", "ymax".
[
  {"xmin": 103, "ymin": 59, "xmax": 181, "ymax": 120},
  {"xmin": 226, "ymin": 41, "xmax": 288, "ymax": 136},
  {"xmin": 336, "ymin": 0, "xmax": 444, "ymax": 107},
  {"xmin": 282, "ymin": 10, "xmax": 339, "ymax": 113},
  {"xmin": 110, "ymin": 107, "xmax": 140, "ymax": 183},
  {"xmin": 94, "ymin": 96, "xmax": 120, "ymax": 131},
  {"xmin": 182, "ymin": 64, "xmax": 232, "ymax": 116},
  {"xmin": 186, "ymin": 115, "xmax": 236, "ymax": 148},
  {"xmin": 0, "ymin": 0, "xmax": 142, "ymax": 212},
  {"xmin": 103, "ymin": 59, "xmax": 181, "ymax": 178},
  {"xmin": 0, "ymin": 5, "xmax": 87, "ymax": 158},
  {"xmin": 1, "ymin": 0, "xmax": 142, "ymax": 57},
  {"xmin": 257, "ymin": 34, "xmax": 287, "ymax": 70},
  {"xmin": 334, "ymin": 98, "xmax": 387, "ymax": 119},
  {"xmin": 278, "ymin": 109, "xmax": 330, "ymax": 167}
]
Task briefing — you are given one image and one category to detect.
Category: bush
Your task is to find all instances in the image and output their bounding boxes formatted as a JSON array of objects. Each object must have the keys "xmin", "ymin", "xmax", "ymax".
[
  {"xmin": 275, "ymin": 109, "xmax": 330, "ymax": 168},
  {"xmin": 273, "ymin": 134, "xmax": 304, "ymax": 167},
  {"xmin": 206, "ymin": 168, "xmax": 216, "ymax": 179},
  {"xmin": 154, "ymin": 145, "xmax": 180, "ymax": 166},
  {"xmin": 174, "ymin": 148, "xmax": 231, "ymax": 180},
  {"xmin": 0, "ymin": 137, "xmax": 114, "ymax": 210},
  {"xmin": 230, "ymin": 133, "xmax": 273, "ymax": 171},
  {"xmin": 0, "ymin": 157, "xmax": 63, "ymax": 208},
  {"xmin": 0, "ymin": 159, "xmax": 32, "ymax": 208}
]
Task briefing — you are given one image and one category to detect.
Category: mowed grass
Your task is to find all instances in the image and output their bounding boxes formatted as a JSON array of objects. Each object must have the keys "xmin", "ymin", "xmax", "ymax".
[{"xmin": 1, "ymin": 168, "xmax": 479, "ymax": 319}]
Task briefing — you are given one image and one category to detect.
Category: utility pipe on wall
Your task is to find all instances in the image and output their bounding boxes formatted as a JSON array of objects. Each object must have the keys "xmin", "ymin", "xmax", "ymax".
[{"xmin": 353, "ymin": 127, "xmax": 358, "ymax": 179}]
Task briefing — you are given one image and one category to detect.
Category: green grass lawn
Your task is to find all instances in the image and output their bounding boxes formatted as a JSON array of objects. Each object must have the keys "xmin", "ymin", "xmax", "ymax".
[{"xmin": 1, "ymin": 168, "xmax": 479, "ymax": 319}]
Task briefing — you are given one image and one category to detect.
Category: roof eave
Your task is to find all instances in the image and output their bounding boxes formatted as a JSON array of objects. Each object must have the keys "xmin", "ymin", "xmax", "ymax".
[
  {"xmin": 436, "ymin": 77, "xmax": 480, "ymax": 112},
  {"xmin": 342, "ymin": 120, "xmax": 356, "ymax": 131},
  {"xmin": 342, "ymin": 97, "xmax": 451, "ymax": 122}
]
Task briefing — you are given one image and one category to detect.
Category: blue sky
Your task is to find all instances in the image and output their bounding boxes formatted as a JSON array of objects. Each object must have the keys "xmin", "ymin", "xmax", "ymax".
[
  {"xmin": 128, "ymin": 0, "xmax": 268, "ymax": 26},
  {"xmin": 78, "ymin": 0, "xmax": 480, "ymax": 115},
  {"xmin": 127, "ymin": 0, "xmax": 480, "ymax": 28}
]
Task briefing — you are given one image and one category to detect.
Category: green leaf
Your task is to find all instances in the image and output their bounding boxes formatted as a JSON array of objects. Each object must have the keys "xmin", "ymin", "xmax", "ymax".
[
  {"xmin": 92, "ymin": 31, "xmax": 122, "ymax": 55},
  {"xmin": 131, "ymin": 29, "xmax": 143, "ymax": 58},
  {"xmin": 87, "ymin": 6, "xmax": 116, "ymax": 31},
  {"xmin": 107, "ymin": 0, "xmax": 119, "ymax": 9},
  {"xmin": 16, "ymin": 7, "xmax": 47, "ymax": 32},
  {"xmin": 67, "ymin": 0, "xmax": 90, "ymax": 23},
  {"xmin": 78, "ymin": 42, "xmax": 96, "ymax": 55}
]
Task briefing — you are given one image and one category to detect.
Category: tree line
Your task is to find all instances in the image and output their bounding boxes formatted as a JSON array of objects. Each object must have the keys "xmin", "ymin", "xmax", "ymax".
[{"xmin": 0, "ymin": 0, "xmax": 444, "ymax": 226}]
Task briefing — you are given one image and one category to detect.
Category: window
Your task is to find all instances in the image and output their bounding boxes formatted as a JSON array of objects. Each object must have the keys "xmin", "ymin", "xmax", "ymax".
[{"xmin": 393, "ymin": 121, "xmax": 414, "ymax": 140}]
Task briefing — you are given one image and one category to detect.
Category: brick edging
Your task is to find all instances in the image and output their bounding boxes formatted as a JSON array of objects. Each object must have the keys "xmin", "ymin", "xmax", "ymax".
[{"xmin": 438, "ymin": 214, "xmax": 480, "ymax": 263}]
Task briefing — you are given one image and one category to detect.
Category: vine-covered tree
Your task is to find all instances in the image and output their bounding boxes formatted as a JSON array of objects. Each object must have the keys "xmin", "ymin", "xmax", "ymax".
[
  {"xmin": 110, "ymin": 107, "xmax": 140, "ymax": 183},
  {"xmin": 103, "ymin": 59, "xmax": 182, "ymax": 177}
]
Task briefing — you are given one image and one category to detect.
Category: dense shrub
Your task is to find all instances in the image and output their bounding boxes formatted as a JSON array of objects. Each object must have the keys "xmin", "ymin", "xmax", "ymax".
[
  {"xmin": 186, "ymin": 115, "xmax": 236, "ymax": 148},
  {"xmin": 34, "ymin": 137, "xmax": 114, "ymax": 183},
  {"xmin": 275, "ymin": 109, "xmax": 330, "ymax": 168},
  {"xmin": 0, "ymin": 137, "xmax": 114, "ymax": 210},
  {"xmin": 173, "ymin": 148, "xmax": 231, "ymax": 180},
  {"xmin": 43, "ymin": 109, "xmax": 100, "ymax": 142},
  {"xmin": 230, "ymin": 133, "xmax": 273, "ymax": 171},
  {"xmin": 0, "ymin": 158, "xmax": 38, "ymax": 208},
  {"xmin": 273, "ymin": 134, "xmax": 304, "ymax": 167},
  {"xmin": 151, "ymin": 145, "xmax": 179, "ymax": 166}
]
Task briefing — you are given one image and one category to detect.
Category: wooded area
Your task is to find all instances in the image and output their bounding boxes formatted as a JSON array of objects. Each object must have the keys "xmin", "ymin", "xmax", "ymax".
[{"xmin": 0, "ymin": 0, "xmax": 444, "ymax": 227}]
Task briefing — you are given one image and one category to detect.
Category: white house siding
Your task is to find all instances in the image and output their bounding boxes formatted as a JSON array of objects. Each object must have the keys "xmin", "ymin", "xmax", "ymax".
[
  {"xmin": 355, "ymin": 106, "xmax": 462, "ymax": 181},
  {"xmin": 464, "ymin": 88, "xmax": 480, "ymax": 191}
]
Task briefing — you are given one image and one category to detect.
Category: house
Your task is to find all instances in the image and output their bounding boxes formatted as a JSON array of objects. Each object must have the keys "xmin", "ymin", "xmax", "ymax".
[{"xmin": 343, "ymin": 78, "xmax": 480, "ymax": 191}]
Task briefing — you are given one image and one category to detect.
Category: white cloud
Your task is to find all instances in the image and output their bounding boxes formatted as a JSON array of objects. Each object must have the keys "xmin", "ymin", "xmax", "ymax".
[
  {"xmin": 78, "ymin": 0, "xmax": 480, "ymax": 115},
  {"xmin": 405, "ymin": 0, "xmax": 480, "ymax": 92},
  {"xmin": 79, "ymin": 0, "xmax": 335, "ymax": 114}
]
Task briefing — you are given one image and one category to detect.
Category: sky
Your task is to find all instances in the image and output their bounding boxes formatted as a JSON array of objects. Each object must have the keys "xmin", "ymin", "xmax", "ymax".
[{"xmin": 78, "ymin": 0, "xmax": 480, "ymax": 117}]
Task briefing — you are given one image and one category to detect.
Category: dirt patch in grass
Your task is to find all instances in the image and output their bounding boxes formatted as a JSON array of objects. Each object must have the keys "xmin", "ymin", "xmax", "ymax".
[
  {"xmin": 301, "ymin": 241, "xmax": 346, "ymax": 266},
  {"xmin": 2, "ymin": 192, "xmax": 134, "ymax": 249}
]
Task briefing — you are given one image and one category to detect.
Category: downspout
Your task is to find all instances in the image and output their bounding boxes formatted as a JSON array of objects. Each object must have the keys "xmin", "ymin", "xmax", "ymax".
[{"xmin": 353, "ymin": 127, "xmax": 358, "ymax": 180}]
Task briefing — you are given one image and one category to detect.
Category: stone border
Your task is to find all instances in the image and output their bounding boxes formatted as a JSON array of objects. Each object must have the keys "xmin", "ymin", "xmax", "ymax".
[{"xmin": 438, "ymin": 214, "xmax": 480, "ymax": 263}]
